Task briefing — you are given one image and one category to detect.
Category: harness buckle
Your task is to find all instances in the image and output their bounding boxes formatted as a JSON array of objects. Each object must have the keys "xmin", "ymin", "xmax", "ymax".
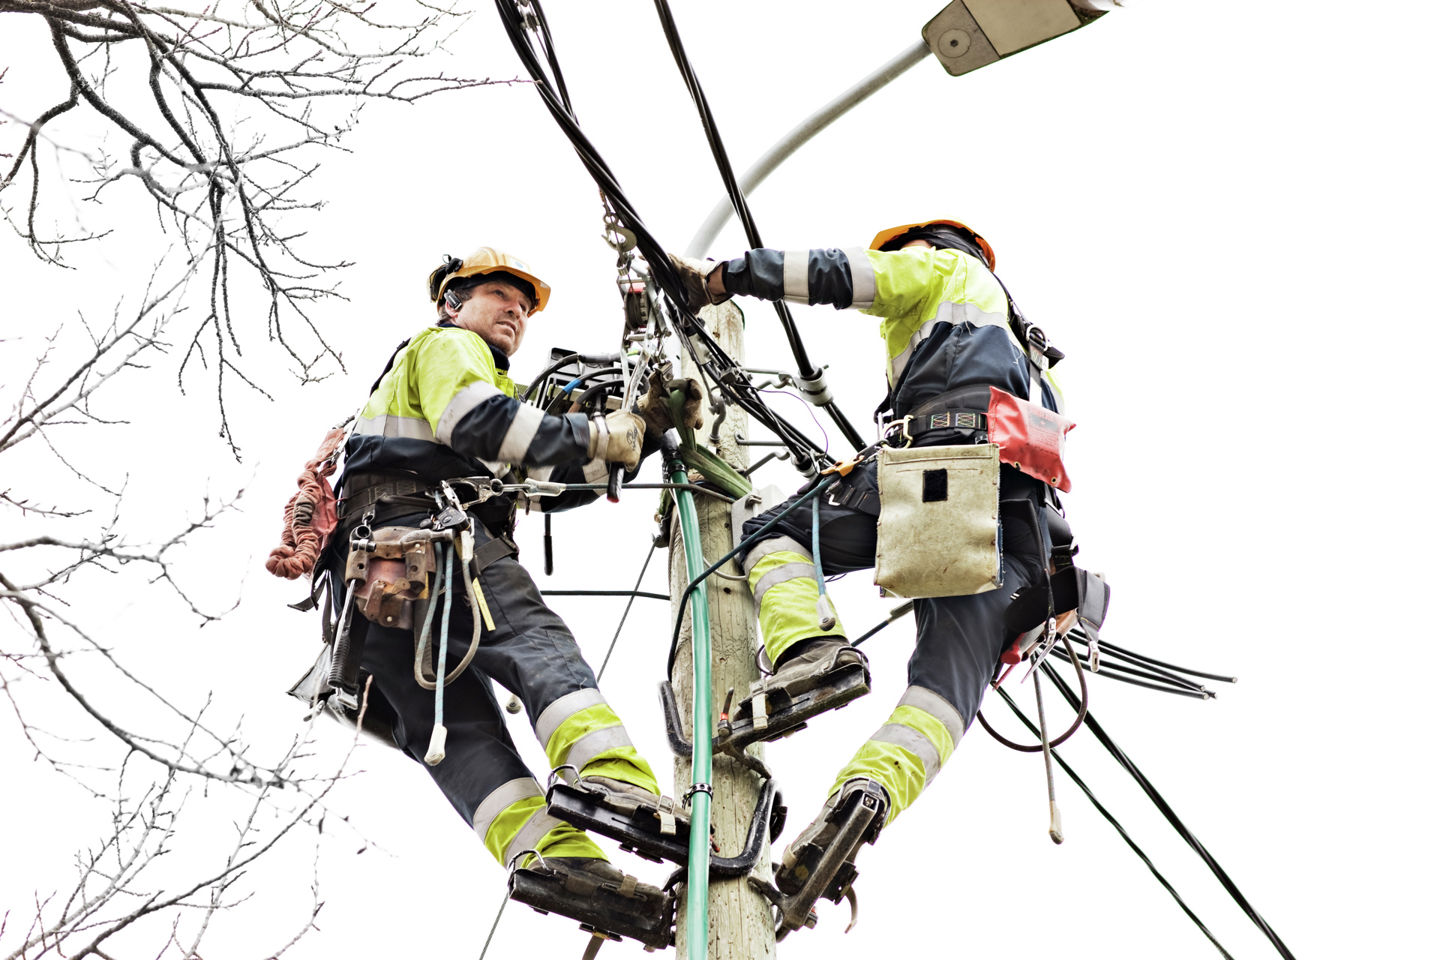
[{"xmin": 881, "ymin": 414, "xmax": 913, "ymax": 447}]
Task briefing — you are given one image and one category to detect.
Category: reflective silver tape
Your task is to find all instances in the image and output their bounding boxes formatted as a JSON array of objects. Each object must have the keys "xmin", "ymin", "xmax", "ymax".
[
  {"xmin": 848, "ymin": 248, "xmax": 877, "ymax": 309},
  {"xmin": 872, "ymin": 722, "xmax": 943, "ymax": 785},
  {"xmin": 741, "ymin": 535, "xmax": 813, "ymax": 578},
  {"xmin": 751, "ymin": 560, "xmax": 819, "ymax": 607},
  {"xmin": 472, "ymin": 777, "xmax": 543, "ymax": 838},
  {"xmin": 497, "ymin": 401, "xmax": 545, "ymax": 464},
  {"xmin": 505, "ymin": 809, "xmax": 566, "ymax": 865},
  {"xmin": 437, "ymin": 381, "xmax": 505, "ymax": 446},
  {"xmin": 353, "ymin": 413, "xmax": 434, "ymax": 441},
  {"xmin": 535, "ymin": 688, "xmax": 608, "ymax": 751},
  {"xmin": 898, "ymin": 685, "xmax": 966, "ymax": 749},
  {"xmin": 563, "ymin": 724, "xmax": 634, "ymax": 771},
  {"xmin": 782, "ymin": 250, "xmax": 810, "ymax": 303}
]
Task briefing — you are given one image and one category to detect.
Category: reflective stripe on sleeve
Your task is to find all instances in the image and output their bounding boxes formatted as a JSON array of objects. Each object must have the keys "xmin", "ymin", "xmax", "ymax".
[
  {"xmin": 436, "ymin": 380, "xmax": 505, "ymax": 446},
  {"xmin": 846, "ymin": 247, "xmax": 877, "ymax": 310},
  {"xmin": 497, "ymin": 401, "xmax": 545, "ymax": 463},
  {"xmin": 783, "ymin": 250, "xmax": 810, "ymax": 304}
]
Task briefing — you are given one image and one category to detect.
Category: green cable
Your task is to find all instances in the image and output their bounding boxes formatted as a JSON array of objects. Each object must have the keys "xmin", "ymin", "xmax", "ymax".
[{"xmin": 669, "ymin": 454, "xmax": 713, "ymax": 959}]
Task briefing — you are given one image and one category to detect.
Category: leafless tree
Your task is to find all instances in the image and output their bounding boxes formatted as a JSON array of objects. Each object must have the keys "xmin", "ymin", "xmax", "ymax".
[
  {"xmin": 1, "ymin": 0, "xmax": 510, "ymax": 444},
  {"xmin": 1, "ymin": 3, "xmax": 511, "ymax": 955}
]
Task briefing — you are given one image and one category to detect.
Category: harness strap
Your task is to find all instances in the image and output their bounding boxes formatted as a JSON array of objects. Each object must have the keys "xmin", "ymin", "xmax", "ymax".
[{"xmin": 337, "ymin": 476, "xmax": 433, "ymax": 522}]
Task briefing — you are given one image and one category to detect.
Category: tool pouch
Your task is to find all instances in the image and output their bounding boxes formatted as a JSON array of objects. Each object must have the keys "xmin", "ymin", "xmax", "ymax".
[
  {"xmin": 874, "ymin": 443, "xmax": 1001, "ymax": 599},
  {"xmin": 987, "ymin": 387, "xmax": 1075, "ymax": 492},
  {"xmin": 344, "ymin": 526, "xmax": 436, "ymax": 630}
]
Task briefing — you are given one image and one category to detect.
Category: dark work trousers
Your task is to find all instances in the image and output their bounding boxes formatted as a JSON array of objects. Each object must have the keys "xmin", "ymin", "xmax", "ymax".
[
  {"xmin": 738, "ymin": 462, "xmax": 1052, "ymax": 730},
  {"xmin": 329, "ymin": 514, "xmax": 598, "ymax": 825}
]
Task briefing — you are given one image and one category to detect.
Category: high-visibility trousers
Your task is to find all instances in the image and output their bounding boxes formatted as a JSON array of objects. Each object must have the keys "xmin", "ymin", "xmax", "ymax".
[
  {"xmin": 739, "ymin": 463, "xmax": 1052, "ymax": 821},
  {"xmin": 330, "ymin": 517, "xmax": 659, "ymax": 866}
]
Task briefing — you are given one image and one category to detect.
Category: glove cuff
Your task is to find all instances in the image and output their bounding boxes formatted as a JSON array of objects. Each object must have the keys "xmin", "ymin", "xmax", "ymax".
[{"xmin": 587, "ymin": 416, "xmax": 609, "ymax": 459}]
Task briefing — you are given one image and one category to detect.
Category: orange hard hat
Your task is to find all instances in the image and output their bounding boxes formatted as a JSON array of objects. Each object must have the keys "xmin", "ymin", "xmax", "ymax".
[
  {"xmin": 869, "ymin": 219, "xmax": 995, "ymax": 271},
  {"xmin": 427, "ymin": 247, "xmax": 551, "ymax": 314}
]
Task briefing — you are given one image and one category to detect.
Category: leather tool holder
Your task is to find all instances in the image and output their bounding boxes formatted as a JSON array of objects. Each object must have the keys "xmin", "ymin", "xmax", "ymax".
[{"xmin": 345, "ymin": 526, "xmax": 437, "ymax": 630}]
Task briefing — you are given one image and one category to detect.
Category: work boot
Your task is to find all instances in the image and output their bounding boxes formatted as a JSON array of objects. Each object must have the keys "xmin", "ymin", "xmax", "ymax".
[
  {"xmin": 772, "ymin": 778, "xmax": 889, "ymax": 936},
  {"xmin": 545, "ymin": 775, "xmax": 693, "ymax": 866},
  {"xmin": 723, "ymin": 639, "xmax": 871, "ymax": 749},
  {"xmin": 509, "ymin": 856, "xmax": 673, "ymax": 949},
  {"xmin": 577, "ymin": 775, "xmax": 692, "ymax": 842}
]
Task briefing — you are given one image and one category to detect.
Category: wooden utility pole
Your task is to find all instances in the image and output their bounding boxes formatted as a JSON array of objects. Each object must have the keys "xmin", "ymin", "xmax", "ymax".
[{"xmin": 669, "ymin": 301, "xmax": 777, "ymax": 959}]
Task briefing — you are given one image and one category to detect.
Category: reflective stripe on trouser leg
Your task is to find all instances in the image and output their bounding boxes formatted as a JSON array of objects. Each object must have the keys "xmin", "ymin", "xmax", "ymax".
[
  {"xmin": 474, "ymin": 777, "xmax": 605, "ymax": 866},
  {"xmin": 536, "ymin": 688, "xmax": 660, "ymax": 795},
  {"xmin": 742, "ymin": 535, "xmax": 847, "ymax": 666},
  {"xmin": 830, "ymin": 685, "xmax": 965, "ymax": 825}
]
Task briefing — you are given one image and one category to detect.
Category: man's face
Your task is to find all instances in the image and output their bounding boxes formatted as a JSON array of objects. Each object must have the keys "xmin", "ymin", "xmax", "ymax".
[{"xmin": 451, "ymin": 278, "xmax": 533, "ymax": 356}]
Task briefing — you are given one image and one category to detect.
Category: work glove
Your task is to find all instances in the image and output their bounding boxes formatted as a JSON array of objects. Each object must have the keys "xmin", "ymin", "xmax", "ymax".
[
  {"xmin": 668, "ymin": 254, "xmax": 730, "ymax": 312},
  {"xmin": 589, "ymin": 410, "xmax": 645, "ymax": 472},
  {"xmin": 639, "ymin": 370, "xmax": 704, "ymax": 436}
]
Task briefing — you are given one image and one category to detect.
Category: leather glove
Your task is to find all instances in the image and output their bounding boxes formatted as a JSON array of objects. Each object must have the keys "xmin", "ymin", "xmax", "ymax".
[
  {"xmin": 639, "ymin": 370, "xmax": 704, "ymax": 436},
  {"xmin": 588, "ymin": 410, "xmax": 645, "ymax": 472},
  {"xmin": 668, "ymin": 254, "xmax": 730, "ymax": 312}
]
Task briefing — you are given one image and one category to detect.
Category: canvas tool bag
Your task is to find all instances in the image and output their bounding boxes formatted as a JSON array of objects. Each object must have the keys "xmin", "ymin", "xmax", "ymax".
[{"xmin": 874, "ymin": 442, "xmax": 1001, "ymax": 599}]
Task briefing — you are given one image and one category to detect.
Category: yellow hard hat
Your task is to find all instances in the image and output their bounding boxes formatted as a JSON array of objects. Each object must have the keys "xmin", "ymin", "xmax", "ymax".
[
  {"xmin": 427, "ymin": 247, "xmax": 552, "ymax": 314},
  {"xmin": 869, "ymin": 219, "xmax": 996, "ymax": 271}
]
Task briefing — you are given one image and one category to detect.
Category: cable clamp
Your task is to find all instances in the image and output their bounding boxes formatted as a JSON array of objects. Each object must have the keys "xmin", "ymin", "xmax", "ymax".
[
  {"xmin": 683, "ymin": 782, "xmax": 714, "ymax": 805},
  {"xmin": 795, "ymin": 368, "xmax": 833, "ymax": 405}
]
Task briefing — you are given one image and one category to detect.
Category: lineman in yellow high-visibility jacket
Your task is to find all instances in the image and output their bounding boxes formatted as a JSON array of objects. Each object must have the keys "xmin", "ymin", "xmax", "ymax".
[
  {"xmin": 323, "ymin": 248, "xmax": 677, "ymax": 946},
  {"xmin": 672, "ymin": 219, "xmax": 1068, "ymax": 925}
]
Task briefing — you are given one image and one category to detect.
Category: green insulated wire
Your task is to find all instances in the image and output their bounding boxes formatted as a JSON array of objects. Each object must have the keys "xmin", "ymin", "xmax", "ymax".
[{"xmin": 670, "ymin": 459, "xmax": 712, "ymax": 959}]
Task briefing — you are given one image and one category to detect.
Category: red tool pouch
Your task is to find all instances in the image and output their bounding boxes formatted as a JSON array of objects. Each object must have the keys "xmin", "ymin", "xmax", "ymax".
[{"xmin": 986, "ymin": 387, "xmax": 1075, "ymax": 492}]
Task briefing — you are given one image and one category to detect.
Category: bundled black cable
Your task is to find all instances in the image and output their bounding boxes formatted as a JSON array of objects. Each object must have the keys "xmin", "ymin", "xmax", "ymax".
[
  {"xmin": 494, "ymin": 0, "xmax": 845, "ymax": 474},
  {"xmin": 1041, "ymin": 663, "xmax": 1298, "ymax": 960},
  {"xmin": 649, "ymin": 0, "xmax": 866, "ymax": 451}
]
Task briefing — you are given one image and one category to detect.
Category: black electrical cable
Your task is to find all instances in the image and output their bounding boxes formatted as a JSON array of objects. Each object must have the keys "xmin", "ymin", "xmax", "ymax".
[
  {"xmin": 1042, "ymin": 664, "xmax": 1298, "ymax": 960},
  {"xmin": 495, "ymin": 0, "xmax": 840, "ymax": 474},
  {"xmin": 649, "ymin": 0, "xmax": 866, "ymax": 451},
  {"xmin": 994, "ymin": 685, "xmax": 1237, "ymax": 960},
  {"xmin": 1098, "ymin": 639, "xmax": 1238, "ymax": 685},
  {"xmin": 1070, "ymin": 648, "xmax": 1209, "ymax": 695}
]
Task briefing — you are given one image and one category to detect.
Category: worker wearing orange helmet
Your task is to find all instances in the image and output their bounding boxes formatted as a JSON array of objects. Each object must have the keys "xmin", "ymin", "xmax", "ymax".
[
  {"xmin": 670, "ymin": 219, "xmax": 1079, "ymax": 932},
  {"xmin": 315, "ymin": 247, "xmax": 677, "ymax": 947}
]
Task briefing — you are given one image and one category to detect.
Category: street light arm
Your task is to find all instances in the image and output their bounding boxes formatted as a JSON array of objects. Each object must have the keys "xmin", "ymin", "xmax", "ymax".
[{"xmin": 685, "ymin": 38, "xmax": 929, "ymax": 257}]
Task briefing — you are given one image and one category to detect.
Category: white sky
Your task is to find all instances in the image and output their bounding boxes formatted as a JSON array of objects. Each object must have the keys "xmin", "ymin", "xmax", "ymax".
[{"xmin": 3, "ymin": 2, "xmax": 1437, "ymax": 958}]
